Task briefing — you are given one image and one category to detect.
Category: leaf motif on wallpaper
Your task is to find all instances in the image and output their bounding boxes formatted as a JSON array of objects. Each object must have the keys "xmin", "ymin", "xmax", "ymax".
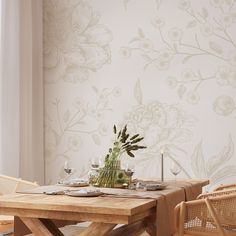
[
  {"xmin": 88, "ymin": 12, "xmax": 101, "ymax": 28},
  {"xmin": 209, "ymin": 42, "xmax": 223, "ymax": 55},
  {"xmin": 51, "ymin": 129, "xmax": 61, "ymax": 146},
  {"xmin": 210, "ymin": 166, "xmax": 236, "ymax": 186},
  {"xmin": 141, "ymin": 54, "xmax": 152, "ymax": 63},
  {"xmin": 191, "ymin": 137, "xmax": 236, "ymax": 188},
  {"xmin": 155, "ymin": 0, "xmax": 162, "ymax": 9},
  {"xmin": 123, "ymin": 0, "xmax": 131, "ymax": 10},
  {"xmin": 186, "ymin": 20, "xmax": 197, "ymax": 29},
  {"xmin": 138, "ymin": 28, "xmax": 145, "ymax": 38},
  {"xmin": 177, "ymin": 84, "xmax": 186, "ymax": 98},
  {"xmin": 172, "ymin": 128, "xmax": 192, "ymax": 143},
  {"xmin": 167, "ymin": 151, "xmax": 191, "ymax": 179},
  {"xmin": 201, "ymin": 8, "xmax": 208, "ymax": 18},
  {"xmin": 123, "ymin": 99, "xmax": 196, "ymax": 179},
  {"xmin": 173, "ymin": 43, "xmax": 178, "ymax": 51},
  {"xmin": 63, "ymin": 110, "xmax": 70, "ymax": 123},
  {"xmin": 128, "ymin": 37, "xmax": 142, "ymax": 44},
  {"xmin": 191, "ymin": 141, "xmax": 207, "ymax": 178},
  {"xmin": 43, "ymin": 1, "xmax": 112, "ymax": 84},
  {"xmin": 134, "ymin": 79, "xmax": 143, "ymax": 105},
  {"xmin": 123, "ymin": 0, "xmax": 162, "ymax": 10},
  {"xmin": 206, "ymin": 135, "xmax": 234, "ymax": 176},
  {"xmin": 92, "ymin": 133, "xmax": 101, "ymax": 146},
  {"xmin": 165, "ymin": 143, "xmax": 187, "ymax": 155},
  {"xmin": 92, "ymin": 86, "xmax": 99, "ymax": 94},
  {"xmin": 182, "ymin": 56, "xmax": 192, "ymax": 64}
]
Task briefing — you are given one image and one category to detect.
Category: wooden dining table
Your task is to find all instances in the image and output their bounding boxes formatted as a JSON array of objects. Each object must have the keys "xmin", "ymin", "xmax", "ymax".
[{"xmin": 0, "ymin": 179, "xmax": 209, "ymax": 236}]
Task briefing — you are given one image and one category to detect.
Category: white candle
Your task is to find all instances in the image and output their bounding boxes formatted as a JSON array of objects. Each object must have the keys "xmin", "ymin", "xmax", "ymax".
[{"xmin": 161, "ymin": 151, "xmax": 164, "ymax": 182}]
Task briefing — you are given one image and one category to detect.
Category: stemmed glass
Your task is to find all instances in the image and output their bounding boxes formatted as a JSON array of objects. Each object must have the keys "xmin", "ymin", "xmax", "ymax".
[
  {"xmin": 91, "ymin": 157, "xmax": 100, "ymax": 169},
  {"xmin": 124, "ymin": 162, "xmax": 135, "ymax": 188},
  {"xmin": 170, "ymin": 161, "xmax": 181, "ymax": 183},
  {"xmin": 63, "ymin": 161, "xmax": 74, "ymax": 180}
]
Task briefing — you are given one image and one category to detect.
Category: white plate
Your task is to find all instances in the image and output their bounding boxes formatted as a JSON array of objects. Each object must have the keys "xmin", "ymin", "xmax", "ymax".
[
  {"xmin": 65, "ymin": 189, "xmax": 103, "ymax": 197},
  {"xmin": 58, "ymin": 179, "xmax": 89, "ymax": 187},
  {"xmin": 146, "ymin": 183, "xmax": 167, "ymax": 191}
]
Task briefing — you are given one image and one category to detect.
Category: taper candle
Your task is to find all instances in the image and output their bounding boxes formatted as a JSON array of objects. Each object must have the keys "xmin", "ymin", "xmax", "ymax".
[{"xmin": 161, "ymin": 150, "xmax": 164, "ymax": 182}]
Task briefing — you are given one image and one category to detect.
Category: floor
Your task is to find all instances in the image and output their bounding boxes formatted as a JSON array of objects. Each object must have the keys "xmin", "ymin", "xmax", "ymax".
[{"xmin": 2, "ymin": 224, "xmax": 150, "ymax": 235}]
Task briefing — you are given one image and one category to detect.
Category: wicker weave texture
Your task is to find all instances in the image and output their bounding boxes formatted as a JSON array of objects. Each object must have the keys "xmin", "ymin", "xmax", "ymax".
[
  {"xmin": 198, "ymin": 188, "xmax": 236, "ymax": 200},
  {"xmin": 214, "ymin": 184, "xmax": 236, "ymax": 192},
  {"xmin": 174, "ymin": 193, "xmax": 236, "ymax": 236}
]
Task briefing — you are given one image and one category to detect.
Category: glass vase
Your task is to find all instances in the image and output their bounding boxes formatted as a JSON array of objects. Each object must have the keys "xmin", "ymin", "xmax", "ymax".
[
  {"xmin": 97, "ymin": 159, "xmax": 120, "ymax": 188},
  {"xmin": 95, "ymin": 158, "xmax": 130, "ymax": 188}
]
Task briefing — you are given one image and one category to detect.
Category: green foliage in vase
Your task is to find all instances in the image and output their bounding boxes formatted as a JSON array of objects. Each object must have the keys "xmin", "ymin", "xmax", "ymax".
[
  {"xmin": 97, "ymin": 124, "xmax": 146, "ymax": 188},
  {"xmin": 111, "ymin": 124, "xmax": 146, "ymax": 157}
]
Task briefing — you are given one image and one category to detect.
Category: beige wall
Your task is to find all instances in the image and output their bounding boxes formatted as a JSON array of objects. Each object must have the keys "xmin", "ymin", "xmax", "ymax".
[{"xmin": 43, "ymin": 0, "xmax": 236, "ymax": 189}]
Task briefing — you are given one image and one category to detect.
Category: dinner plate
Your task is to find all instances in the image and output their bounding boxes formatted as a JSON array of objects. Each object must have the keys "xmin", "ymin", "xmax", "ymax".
[
  {"xmin": 146, "ymin": 183, "xmax": 167, "ymax": 191},
  {"xmin": 65, "ymin": 189, "xmax": 103, "ymax": 197},
  {"xmin": 58, "ymin": 178, "xmax": 89, "ymax": 187}
]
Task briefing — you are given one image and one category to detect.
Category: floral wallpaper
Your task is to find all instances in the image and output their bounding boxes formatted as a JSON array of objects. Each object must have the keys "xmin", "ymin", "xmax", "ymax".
[{"xmin": 43, "ymin": 0, "xmax": 236, "ymax": 189}]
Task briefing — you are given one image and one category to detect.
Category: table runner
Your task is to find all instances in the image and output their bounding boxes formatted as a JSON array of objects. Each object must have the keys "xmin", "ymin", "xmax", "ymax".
[{"xmin": 17, "ymin": 180, "xmax": 208, "ymax": 236}]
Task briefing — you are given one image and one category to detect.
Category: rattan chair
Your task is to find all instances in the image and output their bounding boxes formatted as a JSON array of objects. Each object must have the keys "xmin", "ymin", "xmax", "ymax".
[
  {"xmin": 174, "ymin": 193, "xmax": 236, "ymax": 236},
  {"xmin": 214, "ymin": 184, "xmax": 236, "ymax": 192},
  {"xmin": 0, "ymin": 175, "xmax": 38, "ymax": 234},
  {"xmin": 0, "ymin": 174, "xmax": 38, "ymax": 194},
  {"xmin": 197, "ymin": 188, "xmax": 236, "ymax": 200}
]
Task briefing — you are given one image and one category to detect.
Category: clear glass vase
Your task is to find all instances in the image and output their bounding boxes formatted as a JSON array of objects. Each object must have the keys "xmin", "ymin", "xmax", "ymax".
[
  {"xmin": 88, "ymin": 167, "xmax": 100, "ymax": 185},
  {"xmin": 97, "ymin": 159, "xmax": 120, "ymax": 188},
  {"xmin": 95, "ymin": 158, "xmax": 130, "ymax": 188}
]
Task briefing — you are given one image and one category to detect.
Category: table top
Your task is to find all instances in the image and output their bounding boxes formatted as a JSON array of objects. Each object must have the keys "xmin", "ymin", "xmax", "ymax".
[
  {"xmin": 0, "ymin": 192, "xmax": 156, "ymax": 215},
  {"xmin": 0, "ymin": 192, "xmax": 156, "ymax": 224},
  {"xmin": 0, "ymin": 179, "xmax": 209, "ymax": 225}
]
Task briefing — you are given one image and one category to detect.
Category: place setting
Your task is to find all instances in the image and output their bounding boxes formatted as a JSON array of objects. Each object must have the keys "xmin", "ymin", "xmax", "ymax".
[{"xmin": 44, "ymin": 126, "xmax": 184, "ymax": 199}]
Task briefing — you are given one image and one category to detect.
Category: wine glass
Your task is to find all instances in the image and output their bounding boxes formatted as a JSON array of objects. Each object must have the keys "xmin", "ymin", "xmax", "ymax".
[
  {"xmin": 170, "ymin": 161, "xmax": 181, "ymax": 183},
  {"xmin": 91, "ymin": 157, "xmax": 99, "ymax": 169},
  {"xmin": 63, "ymin": 161, "xmax": 74, "ymax": 180},
  {"xmin": 124, "ymin": 162, "xmax": 135, "ymax": 188}
]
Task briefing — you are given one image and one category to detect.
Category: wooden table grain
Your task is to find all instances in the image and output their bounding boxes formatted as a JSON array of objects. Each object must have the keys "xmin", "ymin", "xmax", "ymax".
[
  {"xmin": 0, "ymin": 179, "xmax": 209, "ymax": 236},
  {"xmin": 0, "ymin": 192, "xmax": 157, "ymax": 236}
]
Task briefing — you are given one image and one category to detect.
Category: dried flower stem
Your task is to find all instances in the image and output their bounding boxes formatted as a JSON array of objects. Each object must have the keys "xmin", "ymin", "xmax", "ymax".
[{"xmin": 97, "ymin": 124, "xmax": 146, "ymax": 187}]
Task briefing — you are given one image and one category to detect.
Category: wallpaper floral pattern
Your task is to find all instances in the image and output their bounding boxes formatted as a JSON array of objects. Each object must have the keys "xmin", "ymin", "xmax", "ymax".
[
  {"xmin": 44, "ymin": 0, "xmax": 236, "ymax": 188},
  {"xmin": 43, "ymin": 0, "xmax": 112, "ymax": 84}
]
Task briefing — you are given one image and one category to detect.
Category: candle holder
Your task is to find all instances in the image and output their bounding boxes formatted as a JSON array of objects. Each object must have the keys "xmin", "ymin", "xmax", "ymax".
[{"xmin": 161, "ymin": 151, "xmax": 164, "ymax": 182}]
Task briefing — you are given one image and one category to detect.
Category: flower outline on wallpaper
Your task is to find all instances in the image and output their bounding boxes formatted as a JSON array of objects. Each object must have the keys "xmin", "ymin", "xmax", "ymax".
[
  {"xmin": 123, "ymin": 0, "xmax": 162, "ymax": 11},
  {"xmin": 120, "ymin": 0, "xmax": 236, "ymax": 107},
  {"xmin": 45, "ymin": 86, "xmax": 122, "ymax": 165},
  {"xmin": 43, "ymin": 0, "xmax": 113, "ymax": 84},
  {"xmin": 191, "ymin": 135, "xmax": 236, "ymax": 188},
  {"xmin": 167, "ymin": 68, "xmax": 216, "ymax": 105},
  {"xmin": 120, "ymin": 79, "xmax": 196, "ymax": 179},
  {"xmin": 213, "ymin": 95, "xmax": 236, "ymax": 116}
]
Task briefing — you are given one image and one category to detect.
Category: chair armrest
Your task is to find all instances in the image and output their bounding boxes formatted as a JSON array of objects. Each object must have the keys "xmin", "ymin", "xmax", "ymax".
[
  {"xmin": 197, "ymin": 188, "xmax": 236, "ymax": 199},
  {"xmin": 174, "ymin": 203, "xmax": 180, "ymax": 234},
  {"xmin": 214, "ymin": 183, "xmax": 236, "ymax": 191},
  {"xmin": 204, "ymin": 198, "xmax": 226, "ymax": 236},
  {"xmin": 174, "ymin": 194, "xmax": 236, "ymax": 236}
]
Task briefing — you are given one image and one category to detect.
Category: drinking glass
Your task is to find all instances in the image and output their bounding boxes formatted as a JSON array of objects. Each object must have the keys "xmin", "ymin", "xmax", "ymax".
[
  {"xmin": 63, "ymin": 161, "xmax": 74, "ymax": 180},
  {"xmin": 124, "ymin": 162, "xmax": 135, "ymax": 188},
  {"xmin": 170, "ymin": 161, "xmax": 181, "ymax": 183},
  {"xmin": 91, "ymin": 157, "xmax": 100, "ymax": 169}
]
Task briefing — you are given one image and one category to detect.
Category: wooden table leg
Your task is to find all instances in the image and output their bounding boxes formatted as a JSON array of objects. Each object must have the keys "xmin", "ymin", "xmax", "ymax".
[
  {"xmin": 40, "ymin": 219, "xmax": 64, "ymax": 236},
  {"xmin": 107, "ymin": 220, "xmax": 148, "ymax": 236},
  {"xmin": 107, "ymin": 214, "xmax": 156, "ymax": 236},
  {"xmin": 146, "ymin": 214, "xmax": 156, "ymax": 236},
  {"xmin": 20, "ymin": 217, "xmax": 61, "ymax": 236},
  {"xmin": 79, "ymin": 222, "xmax": 116, "ymax": 236},
  {"xmin": 14, "ymin": 216, "xmax": 78, "ymax": 236},
  {"xmin": 14, "ymin": 216, "xmax": 30, "ymax": 236}
]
